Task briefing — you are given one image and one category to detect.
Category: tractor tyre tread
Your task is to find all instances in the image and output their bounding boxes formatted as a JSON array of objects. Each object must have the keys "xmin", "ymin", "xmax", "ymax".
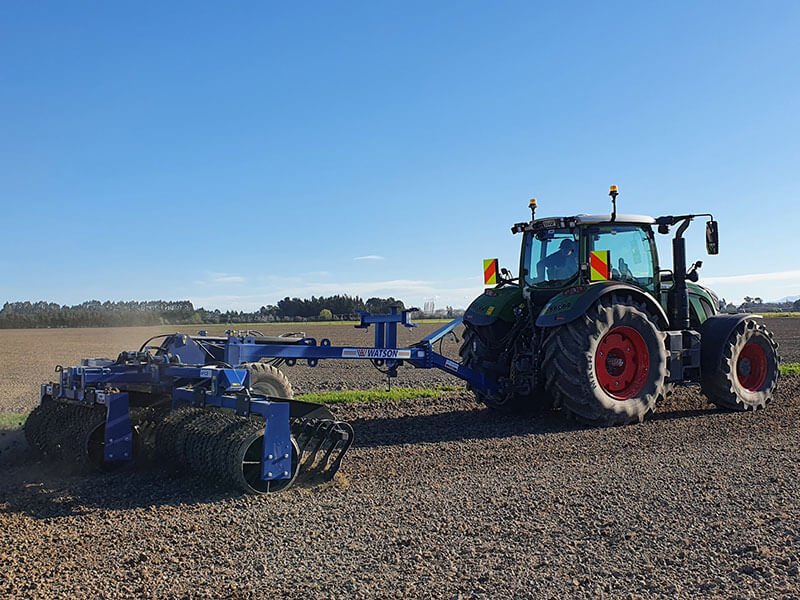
[{"xmin": 541, "ymin": 294, "xmax": 668, "ymax": 425}]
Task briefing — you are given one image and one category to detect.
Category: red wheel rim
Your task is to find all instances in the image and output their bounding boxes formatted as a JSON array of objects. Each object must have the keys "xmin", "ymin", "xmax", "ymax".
[
  {"xmin": 737, "ymin": 342, "xmax": 767, "ymax": 391},
  {"xmin": 595, "ymin": 326, "xmax": 650, "ymax": 399}
]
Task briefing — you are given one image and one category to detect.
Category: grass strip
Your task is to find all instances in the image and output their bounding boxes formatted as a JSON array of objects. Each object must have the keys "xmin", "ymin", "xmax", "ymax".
[
  {"xmin": 780, "ymin": 363, "xmax": 800, "ymax": 376},
  {"xmin": 757, "ymin": 312, "xmax": 800, "ymax": 318},
  {"xmin": 0, "ymin": 412, "xmax": 27, "ymax": 430},
  {"xmin": 297, "ymin": 385, "xmax": 462, "ymax": 405}
]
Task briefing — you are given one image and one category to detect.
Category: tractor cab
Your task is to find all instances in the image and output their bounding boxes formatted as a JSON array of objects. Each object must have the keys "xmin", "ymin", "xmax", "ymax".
[
  {"xmin": 509, "ymin": 190, "xmax": 722, "ymax": 331},
  {"xmin": 520, "ymin": 214, "xmax": 658, "ymax": 293}
]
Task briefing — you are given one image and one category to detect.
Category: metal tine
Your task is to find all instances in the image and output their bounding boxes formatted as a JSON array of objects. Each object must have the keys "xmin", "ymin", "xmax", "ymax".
[
  {"xmin": 296, "ymin": 422, "xmax": 354, "ymax": 484},
  {"xmin": 294, "ymin": 419, "xmax": 323, "ymax": 454},
  {"xmin": 304, "ymin": 420, "xmax": 351, "ymax": 476},
  {"xmin": 331, "ymin": 420, "xmax": 353, "ymax": 442},
  {"xmin": 299, "ymin": 423, "xmax": 334, "ymax": 470},
  {"xmin": 307, "ymin": 436, "xmax": 342, "ymax": 477},
  {"xmin": 293, "ymin": 430, "xmax": 311, "ymax": 454},
  {"xmin": 294, "ymin": 420, "xmax": 323, "ymax": 454},
  {"xmin": 299, "ymin": 422, "xmax": 335, "ymax": 471},
  {"xmin": 324, "ymin": 422, "xmax": 355, "ymax": 480}
]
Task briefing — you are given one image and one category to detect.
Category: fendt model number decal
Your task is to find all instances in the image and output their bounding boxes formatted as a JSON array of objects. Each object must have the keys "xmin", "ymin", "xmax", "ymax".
[{"xmin": 341, "ymin": 348, "xmax": 412, "ymax": 359}]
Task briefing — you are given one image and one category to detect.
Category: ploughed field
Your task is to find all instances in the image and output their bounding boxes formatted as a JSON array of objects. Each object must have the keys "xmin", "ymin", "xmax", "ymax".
[
  {"xmin": 764, "ymin": 316, "xmax": 800, "ymax": 364},
  {"xmin": 1, "ymin": 319, "xmax": 799, "ymax": 599}
]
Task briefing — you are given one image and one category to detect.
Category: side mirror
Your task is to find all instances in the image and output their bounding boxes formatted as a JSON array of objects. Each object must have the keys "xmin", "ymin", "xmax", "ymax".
[
  {"xmin": 687, "ymin": 260, "xmax": 703, "ymax": 282},
  {"xmin": 706, "ymin": 220, "xmax": 719, "ymax": 255}
]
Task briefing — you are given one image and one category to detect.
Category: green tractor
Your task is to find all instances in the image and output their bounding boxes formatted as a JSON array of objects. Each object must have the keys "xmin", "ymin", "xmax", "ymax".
[{"xmin": 460, "ymin": 186, "xmax": 780, "ymax": 425}]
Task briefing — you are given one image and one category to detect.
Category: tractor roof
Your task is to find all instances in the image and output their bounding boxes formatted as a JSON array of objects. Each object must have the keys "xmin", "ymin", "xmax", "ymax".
[
  {"xmin": 512, "ymin": 213, "xmax": 655, "ymax": 234},
  {"xmin": 573, "ymin": 214, "xmax": 655, "ymax": 225}
]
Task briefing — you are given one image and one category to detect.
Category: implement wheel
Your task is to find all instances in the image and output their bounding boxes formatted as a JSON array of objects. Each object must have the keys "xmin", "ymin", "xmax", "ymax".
[
  {"xmin": 541, "ymin": 294, "xmax": 668, "ymax": 425},
  {"xmin": 239, "ymin": 362, "xmax": 294, "ymax": 399},
  {"xmin": 701, "ymin": 319, "xmax": 779, "ymax": 410}
]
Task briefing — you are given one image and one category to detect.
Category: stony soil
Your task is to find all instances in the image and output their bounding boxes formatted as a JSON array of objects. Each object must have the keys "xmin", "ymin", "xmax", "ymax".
[
  {"xmin": 0, "ymin": 378, "xmax": 798, "ymax": 598},
  {"xmin": 1, "ymin": 320, "xmax": 798, "ymax": 599},
  {"xmin": 765, "ymin": 318, "xmax": 800, "ymax": 364}
]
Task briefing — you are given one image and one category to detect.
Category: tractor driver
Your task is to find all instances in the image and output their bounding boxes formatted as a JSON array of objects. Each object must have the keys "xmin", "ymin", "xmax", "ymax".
[{"xmin": 537, "ymin": 238, "xmax": 578, "ymax": 281}]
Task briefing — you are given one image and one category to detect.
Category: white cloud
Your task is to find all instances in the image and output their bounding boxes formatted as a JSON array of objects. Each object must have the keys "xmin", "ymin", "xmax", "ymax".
[
  {"xmin": 698, "ymin": 270, "xmax": 800, "ymax": 304},
  {"xmin": 189, "ymin": 277, "xmax": 483, "ymax": 311},
  {"xmin": 702, "ymin": 270, "xmax": 800, "ymax": 284},
  {"xmin": 197, "ymin": 272, "xmax": 246, "ymax": 284},
  {"xmin": 353, "ymin": 255, "xmax": 385, "ymax": 261}
]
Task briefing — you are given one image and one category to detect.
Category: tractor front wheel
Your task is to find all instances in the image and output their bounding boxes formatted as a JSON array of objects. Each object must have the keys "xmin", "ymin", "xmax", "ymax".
[
  {"xmin": 541, "ymin": 294, "xmax": 668, "ymax": 425},
  {"xmin": 701, "ymin": 319, "xmax": 779, "ymax": 411}
]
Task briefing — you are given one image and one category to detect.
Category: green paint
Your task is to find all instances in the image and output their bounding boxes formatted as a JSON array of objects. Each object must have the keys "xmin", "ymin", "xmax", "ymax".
[
  {"xmin": 539, "ymin": 290, "xmax": 581, "ymax": 316},
  {"xmin": 465, "ymin": 286, "xmax": 523, "ymax": 324},
  {"xmin": 687, "ymin": 282, "xmax": 717, "ymax": 324}
]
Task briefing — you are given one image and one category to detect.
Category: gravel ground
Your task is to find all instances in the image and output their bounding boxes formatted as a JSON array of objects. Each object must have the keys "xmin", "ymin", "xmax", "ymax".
[{"xmin": 1, "ymin": 377, "xmax": 799, "ymax": 599}]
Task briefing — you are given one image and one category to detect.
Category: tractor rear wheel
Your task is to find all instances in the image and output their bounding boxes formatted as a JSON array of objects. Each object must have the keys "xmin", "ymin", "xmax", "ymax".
[
  {"xmin": 701, "ymin": 319, "xmax": 779, "ymax": 410},
  {"xmin": 541, "ymin": 294, "xmax": 668, "ymax": 425},
  {"xmin": 239, "ymin": 362, "xmax": 294, "ymax": 400}
]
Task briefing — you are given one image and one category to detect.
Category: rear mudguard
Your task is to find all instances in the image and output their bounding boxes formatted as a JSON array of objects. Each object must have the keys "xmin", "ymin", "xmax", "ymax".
[
  {"xmin": 535, "ymin": 282, "xmax": 669, "ymax": 329},
  {"xmin": 699, "ymin": 313, "xmax": 759, "ymax": 378},
  {"xmin": 463, "ymin": 286, "xmax": 523, "ymax": 327}
]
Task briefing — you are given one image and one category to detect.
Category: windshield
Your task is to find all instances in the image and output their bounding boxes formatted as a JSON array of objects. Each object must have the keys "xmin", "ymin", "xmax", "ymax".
[{"xmin": 523, "ymin": 228, "xmax": 579, "ymax": 287}]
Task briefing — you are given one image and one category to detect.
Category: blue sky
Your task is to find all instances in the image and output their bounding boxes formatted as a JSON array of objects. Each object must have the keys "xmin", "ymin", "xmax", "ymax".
[{"xmin": 1, "ymin": 1, "xmax": 798, "ymax": 310}]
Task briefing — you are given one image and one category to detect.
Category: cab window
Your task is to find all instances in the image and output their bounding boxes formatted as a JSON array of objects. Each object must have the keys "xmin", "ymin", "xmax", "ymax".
[
  {"xmin": 523, "ymin": 228, "xmax": 579, "ymax": 287},
  {"xmin": 586, "ymin": 225, "xmax": 655, "ymax": 290}
]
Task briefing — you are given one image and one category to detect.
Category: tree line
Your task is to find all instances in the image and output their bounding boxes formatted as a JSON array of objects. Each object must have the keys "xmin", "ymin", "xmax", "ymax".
[{"xmin": 0, "ymin": 295, "xmax": 405, "ymax": 329}]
